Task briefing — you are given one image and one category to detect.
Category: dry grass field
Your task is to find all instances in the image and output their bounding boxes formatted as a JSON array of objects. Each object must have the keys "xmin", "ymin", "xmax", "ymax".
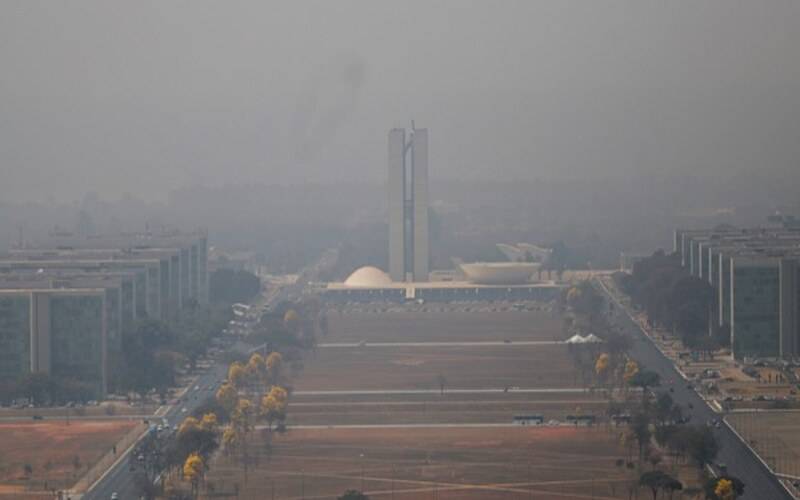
[
  {"xmin": 289, "ymin": 391, "xmax": 610, "ymax": 426},
  {"xmin": 323, "ymin": 310, "xmax": 565, "ymax": 343},
  {"xmin": 0, "ymin": 420, "xmax": 137, "ymax": 498},
  {"xmin": 300, "ymin": 309, "xmax": 581, "ymax": 392},
  {"xmin": 297, "ymin": 344, "xmax": 581, "ymax": 392},
  {"xmin": 0, "ymin": 402, "xmax": 159, "ymax": 419},
  {"xmin": 204, "ymin": 426, "xmax": 637, "ymax": 500},
  {"xmin": 727, "ymin": 411, "xmax": 800, "ymax": 478},
  {"xmin": 198, "ymin": 307, "xmax": 656, "ymax": 499}
]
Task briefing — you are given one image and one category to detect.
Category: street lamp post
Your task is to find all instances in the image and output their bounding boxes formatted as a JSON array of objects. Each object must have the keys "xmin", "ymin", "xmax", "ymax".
[
  {"xmin": 528, "ymin": 462, "xmax": 532, "ymax": 500},
  {"xmin": 360, "ymin": 453, "xmax": 365, "ymax": 492}
]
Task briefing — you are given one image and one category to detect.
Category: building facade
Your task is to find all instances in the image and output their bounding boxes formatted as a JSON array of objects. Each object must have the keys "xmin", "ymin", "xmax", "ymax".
[
  {"xmin": 674, "ymin": 225, "xmax": 800, "ymax": 359},
  {"xmin": 0, "ymin": 230, "xmax": 210, "ymax": 398},
  {"xmin": 388, "ymin": 127, "xmax": 429, "ymax": 282}
]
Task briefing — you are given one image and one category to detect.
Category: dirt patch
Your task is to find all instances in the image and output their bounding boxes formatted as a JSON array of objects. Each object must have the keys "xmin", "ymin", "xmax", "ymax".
[{"xmin": 0, "ymin": 420, "xmax": 136, "ymax": 494}]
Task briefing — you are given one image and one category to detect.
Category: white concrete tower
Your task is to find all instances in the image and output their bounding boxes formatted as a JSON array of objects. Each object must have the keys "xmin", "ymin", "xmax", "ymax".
[
  {"xmin": 412, "ymin": 128, "xmax": 429, "ymax": 281},
  {"xmin": 387, "ymin": 128, "xmax": 406, "ymax": 282},
  {"xmin": 387, "ymin": 126, "xmax": 430, "ymax": 282}
]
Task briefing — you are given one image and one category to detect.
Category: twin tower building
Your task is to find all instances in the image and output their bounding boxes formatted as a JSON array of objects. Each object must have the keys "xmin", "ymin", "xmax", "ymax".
[{"xmin": 387, "ymin": 126, "xmax": 429, "ymax": 282}]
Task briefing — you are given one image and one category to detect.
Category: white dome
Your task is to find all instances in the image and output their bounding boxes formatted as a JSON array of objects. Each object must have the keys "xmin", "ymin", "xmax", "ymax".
[{"xmin": 344, "ymin": 266, "xmax": 393, "ymax": 287}]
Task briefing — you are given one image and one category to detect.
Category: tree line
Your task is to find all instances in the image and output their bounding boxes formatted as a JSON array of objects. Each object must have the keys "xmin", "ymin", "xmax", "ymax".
[
  {"xmin": 615, "ymin": 251, "xmax": 723, "ymax": 354},
  {"xmin": 162, "ymin": 304, "xmax": 323, "ymax": 499},
  {"xmin": 563, "ymin": 280, "xmax": 743, "ymax": 499}
]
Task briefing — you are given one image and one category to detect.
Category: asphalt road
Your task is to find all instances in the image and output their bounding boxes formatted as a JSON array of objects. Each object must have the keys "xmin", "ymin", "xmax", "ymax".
[
  {"xmin": 80, "ymin": 264, "xmax": 311, "ymax": 500},
  {"xmin": 598, "ymin": 281, "xmax": 792, "ymax": 500},
  {"xmin": 317, "ymin": 340, "xmax": 565, "ymax": 347},
  {"xmin": 81, "ymin": 364, "xmax": 227, "ymax": 500},
  {"xmin": 271, "ymin": 422, "xmax": 527, "ymax": 430},
  {"xmin": 294, "ymin": 388, "xmax": 597, "ymax": 396}
]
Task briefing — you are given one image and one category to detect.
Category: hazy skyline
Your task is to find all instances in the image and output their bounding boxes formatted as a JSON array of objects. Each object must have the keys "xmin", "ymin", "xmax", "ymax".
[{"xmin": 2, "ymin": 1, "xmax": 799, "ymax": 201}]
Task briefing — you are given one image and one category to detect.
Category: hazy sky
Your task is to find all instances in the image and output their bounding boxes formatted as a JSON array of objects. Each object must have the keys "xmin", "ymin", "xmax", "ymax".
[{"xmin": 2, "ymin": 1, "xmax": 799, "ymax": 201}]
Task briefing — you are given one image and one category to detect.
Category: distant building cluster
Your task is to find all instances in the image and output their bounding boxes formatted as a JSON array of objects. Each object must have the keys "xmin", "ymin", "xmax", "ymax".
[
  {"xmin": 675, "ymin": 217, "xmax": 800, "ymax": 360},
  {"xmin": 321, "ymin": 126, "xmax": 564, "ymax": 303},
  {"xmin": 0, "ymin": 230, "xmax": 208, "ymax": 397},
  {"xmin": 323, "ymin": 264, "xmax": 560, "ymax": 303}
]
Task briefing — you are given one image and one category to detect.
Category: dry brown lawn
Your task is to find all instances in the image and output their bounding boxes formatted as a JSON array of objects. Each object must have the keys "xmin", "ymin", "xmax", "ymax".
[
  {"xmin": 324, "ymin": 310, "xmax": 565, "ymax": 343},
  {"xmin": 192, "ymin": 307, "xmax": 706, "ymax": 499},
  {"xmin": 289, "ymin": 392, "xmax": 610, "ymax": 426},
  {"xmin": 297, "ymin": 344, "xmax": 580, "ymax": 392},
  {"xmin": 204, "ymin": 426, "xmax": 637, "ymax": 500},
  {"xmin": 0, "ymin": 420, "xmax": 136, "ymax": 497}
]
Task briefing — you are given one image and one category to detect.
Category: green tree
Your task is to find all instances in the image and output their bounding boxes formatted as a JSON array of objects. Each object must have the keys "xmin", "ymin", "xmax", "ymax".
[
  {"xmin": 630, "ymin": 411, "xmax": 652, "ymax": 460},
  {"xmin": 628, "ymin": 370, "xmax": 661, "ymax": 404},
  {"xmin": 209, "ymin": 268, "xmax": 261, "ymax": 304},
  {"xmin": 662, "ymin": 475, "xmax": 683, "ymax": 500},
  {"xmin": 639, "ymin": 470, "xmax": 670, "ymax": 500},
  {"xmin": 120, "ymin": 319, "xmax": 174, "ymax": 399},
  {"xmin": 685, "ymin": 425, "xmax": 720, "ymax": 470}
]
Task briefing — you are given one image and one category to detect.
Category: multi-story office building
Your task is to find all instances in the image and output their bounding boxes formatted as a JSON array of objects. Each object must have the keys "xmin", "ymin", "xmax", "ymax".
[
  {"xmin": 388, "ymin": 127, "xmax": 429, "ymax": 282},
  {"xmin": 674, "ymin": 224, "xmax": 800, "ymax": 359},
  {"xmin": 0, "ymin": 230, "xmax": 210, "ymax": 397},
  {"xmin": 6, "ymin": 229, "xmax": 208, "ymax": 316},
  {"xmin": 0, "ymin": 275, "xmax": 129, "ymax": 396}
]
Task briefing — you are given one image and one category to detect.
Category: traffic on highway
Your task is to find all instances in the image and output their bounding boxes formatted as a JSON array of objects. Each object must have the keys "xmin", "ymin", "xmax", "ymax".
[{"xmin": 599, "ymin": 280, "xmax": 793, "ymax": 500}]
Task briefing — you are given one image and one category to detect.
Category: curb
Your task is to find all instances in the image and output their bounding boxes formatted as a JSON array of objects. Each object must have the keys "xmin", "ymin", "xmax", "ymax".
[{"xmin": 723, "ymin": 416, "xmax": 798, "ymax": 499}]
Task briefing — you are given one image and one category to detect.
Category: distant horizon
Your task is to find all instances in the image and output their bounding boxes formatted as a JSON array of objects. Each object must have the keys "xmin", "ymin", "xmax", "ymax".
[{"xmin": 2, "ymin": 170, "xmax": 796, "ymax": 205}]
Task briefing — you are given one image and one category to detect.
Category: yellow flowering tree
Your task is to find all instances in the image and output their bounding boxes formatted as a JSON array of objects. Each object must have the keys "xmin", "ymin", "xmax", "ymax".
[
  {"xmin": 228, "ymin": 361, "xmax": 247, "ymax": 389},
  {"xmin": 200, "ymin": 412, "xmax": 218, "ymax": 432},
  {"xmin": 222, "ymin": 426, "xmax": 241, "ymax": 455},
  {"xmin": 260, "ymin": 385, "xmax": 289, "ymax": 430},
  {"xmin": 246, "ymin": 353, "xmax": 267, "ymax": 387},
  {"xmin": 623, "ymin": 360, "xmax": 639, "ymax": 384},
  {"xmin": 714, "ymin": 478, "xmax": 734, "ymax": 500},
  {"xmin": 266, "ymin": 352, "xmax": 283, "ymax": 384},
  {"xmin": 231, "ymin": 398, "xmax": 254, "ymax": 433},
  {"xmin": 178, "ymin": 416, "xmax": 200, "ymax": 437},
  {"xmin": 183, "ymin": 452, "xmax": 204, "ymax": 495},
  {"xmin": 215, "ymin": 382, "xmax": 239, "ymax": 415}
]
